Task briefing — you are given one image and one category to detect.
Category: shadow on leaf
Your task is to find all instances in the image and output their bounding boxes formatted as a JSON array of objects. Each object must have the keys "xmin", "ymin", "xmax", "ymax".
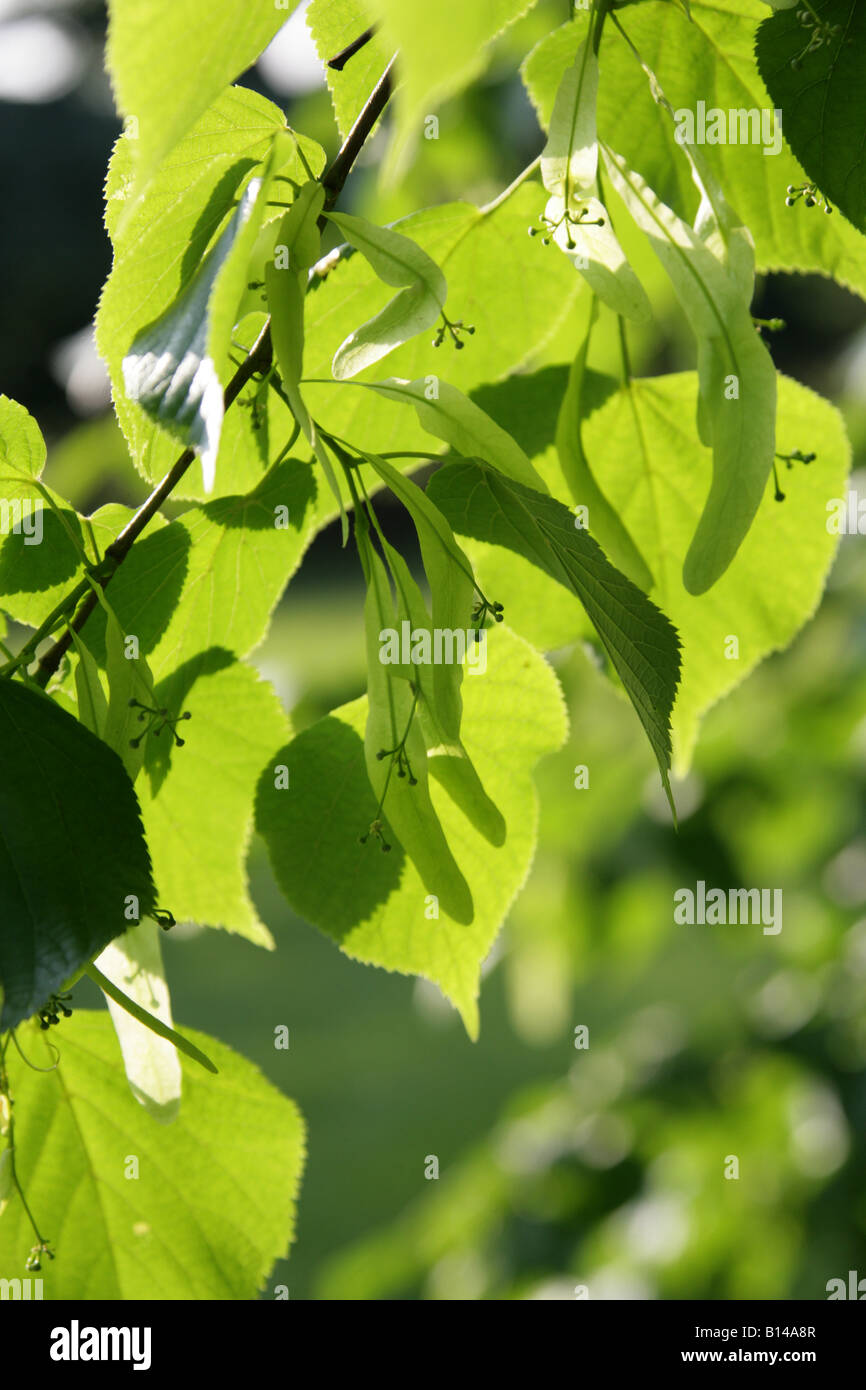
[{"xmin": 255, "ymin": 715, "xmax": 405, "ymax": 941}]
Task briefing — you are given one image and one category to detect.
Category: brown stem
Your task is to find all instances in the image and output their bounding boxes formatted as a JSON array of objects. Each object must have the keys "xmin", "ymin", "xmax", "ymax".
[
  {"xmin": 327, "ymin": 26, "xmax": 377, "ymax": 71},
  {"xmin": 320, "ymin": 57, "xmax": 394, "ymax": 211},
  {"xmin": 31, "ymin": 59, "xmax": 395, "ymax": 690}
]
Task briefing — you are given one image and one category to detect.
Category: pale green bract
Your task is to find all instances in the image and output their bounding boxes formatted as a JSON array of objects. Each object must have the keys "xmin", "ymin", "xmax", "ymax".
[
  {"xmin": 542, "ymin": 191, "xmax": 652, "ymax": 323},
  {"xmin": 97, "ymin": 87, "xmax": 325, "ymax": 502},
  {"xmin": 521, "ymin": 5, "xmax": 866, "ymax": 304},
  {"xmin": 326, "ymin": 212, "xmax": 448, "ymax": 378},
  {"xmin": 360, "ymin": 447, "xmax": 476, "ymax": 742},
  {"xmin": 300, "ymin": 187, "xmax": 582, "ymax": 466},
  {"xmin": 267, "ymin": 182, "xmax": 347, "ymax": 537},
  {"xmin": 379, "ymin": 538, "xmax": 506, "ymax": 847},
  {"xmin": 541, "ymin": 37, "xmax": 598, "ymax": 201},
  {"xmin": 123, "ymin": 179, "xmax": 265, "ymax": 494},
  {"xmin": 359, "ymin": 530, "xmax": 474, "ymax": 925},
  {"xmin": 601, "ymin": 146, "xmax": 777, "ymax": 594},
  {"xmin": 93, "ymin": 921, "xmax": 182, "ymax": 1123},
  {"xmin": 538, "ymin": 36, "xmax": 650, "ymax": 322},
  {"xmin": 555, "ymin": 311, "xmax": 654, "ymax": 589},
  {"xmin": 363, "ymin": 377, "xmax": 548, "ymax": 492},
  {"xmin": 101, "ymin": 603, "xmax": 159, "ymax": 784}
]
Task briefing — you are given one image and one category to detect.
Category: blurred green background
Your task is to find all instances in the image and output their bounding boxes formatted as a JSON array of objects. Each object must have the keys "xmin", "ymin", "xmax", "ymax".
[{"xmin": 3, "ymin": 0, "xmax": 866, "ymax": 1299}]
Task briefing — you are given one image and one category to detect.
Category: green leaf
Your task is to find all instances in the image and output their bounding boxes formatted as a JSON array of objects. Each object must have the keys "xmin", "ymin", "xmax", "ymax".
[
  {"xmin": 326, "ymin": 211, "xmax": 447, "ymax": 378},
  {"xmin": 134, "ymin": 657, "xmax": 290, "ymax": 947},
  {"xmin": 0, "ymin": 679, "xmax": 155, "ymax": 1030},
  {"xmin": 426, "ymin": 461, "xmax": 682, "ymax": 804},
  {"xmin": 577, "ymin": 370, "xmax": 850, "ymax": 769},
  {"xmin": 0, "ymin": 398, "xmax": 87, "ymax": 629},
  {"xmin": 601, "ymin": 147, "xmax": 777, "ymax": 592},
  {"xmin": 757, "ymin": 2, "xmax": 863, "ymax": 232},
  {"xmin": 97, "ymin": 87, "xmax": 324, "ymax": 500},
  {"xmin": 78, "ymin": 459, "xmax": 318, "ymax": 683},
  {"xmin": 0, "ymin": 497, "xmax": 84, "ymax": 632},
  {"xmin": 308, "ymin": 0, "xmax": 390, "ymax": 138},
  {"xmin": 369, "ymin": 0, "xmax": 540, "ymax": 180},
  {"xmin": 363, "ymin": 377, "xmax": 548, "ymax": 491},
  {"xmin": 105, "ymin": 0, "xmax": 298, "ymax": 218},
  {"xmin": 521, "ymin": 3, "xmax": 866, "ymax": 302},
  {"xmin": 0, "ymin": 1011, "xmax": 305, "ymax": 1298},
  {"xmin": 0, "ymin": 396, "xmax": 45, "ymax": 477},
  {"xmin": 256, "ymin": 626, "xmax": 566, "ymax": 1037},
  {"xmin": 457, "ymin": 367, "xmax": 615, "ymax": 653},
  {"xmin": 92, "ymin": 921, "xmax": 182, "ymax": 1121}
]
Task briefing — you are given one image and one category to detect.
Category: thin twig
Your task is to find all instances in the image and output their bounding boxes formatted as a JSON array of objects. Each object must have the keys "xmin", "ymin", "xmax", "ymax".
[
  {"xmin": 30, "ymin": 58, "xmax": 395, "ymax": 689},
  {"xmin": 320, "ymin": 56, "xmax": 394, "ymax": 209},
  {"xmin": 327, "ymin": 26, "xmax": 377, "ymax": 71}
]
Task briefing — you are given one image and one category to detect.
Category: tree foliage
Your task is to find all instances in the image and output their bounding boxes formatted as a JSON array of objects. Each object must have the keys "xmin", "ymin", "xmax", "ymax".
[{"xmin": 0, "ymin": 0, "xmax": 858, "ymax": 1298}]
